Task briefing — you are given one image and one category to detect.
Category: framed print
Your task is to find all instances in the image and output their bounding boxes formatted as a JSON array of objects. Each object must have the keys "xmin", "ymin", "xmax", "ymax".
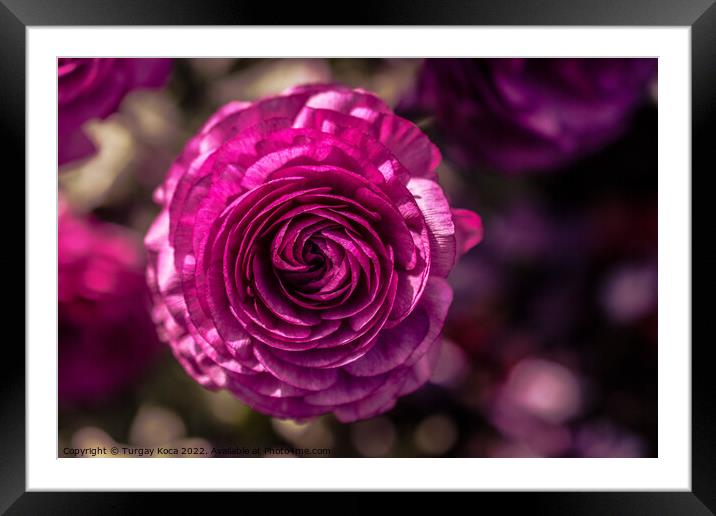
[{"xmin": 4, "ymin": 0, "xmax": 713, "ymax": 513}]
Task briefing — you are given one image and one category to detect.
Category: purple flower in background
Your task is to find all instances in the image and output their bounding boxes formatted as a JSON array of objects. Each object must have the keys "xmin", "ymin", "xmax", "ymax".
[
  {"xmin": 400, "ymin": 58, "xmax": 656, "ymax": 173},
  {"xmin": 59, "ymin": 198, "xmax": 161, "ymax": 405},
  {"xmin": 58, "ymin": 58, "xmax": 172, "ymax": 167},
  {"xmin": 145, "ymin": 84, "xmax": 482, "ymax": 422}
]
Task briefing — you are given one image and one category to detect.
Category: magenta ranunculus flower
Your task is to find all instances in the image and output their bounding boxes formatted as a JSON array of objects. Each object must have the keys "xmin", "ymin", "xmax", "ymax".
[
  {"xmin": 145, "ymin": 84, "xmax": 483, "ymax": 422},
  {"xmin": 400, "ymin": 58, "xmax": 657, "ymax": 173},
  {"xmin": 58, "ymin": 58, "xmax": 172, "ymax": 167},
  {"xmin": 59, "ymin": 198, "xmax": 161, "ymax": 405}
]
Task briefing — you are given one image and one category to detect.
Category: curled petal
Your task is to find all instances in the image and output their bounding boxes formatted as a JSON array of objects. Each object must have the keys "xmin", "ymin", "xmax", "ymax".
[
  {"xmin": 407, "ymin": 177, "xmax": 456, "ymax": 277},
  {"xmin": 253, "ymin": 343, "xmax": 339, "ymax": 391},
  {"xmin": 452, "ymin": 208, "xmax": 484, "ymax": 256}
]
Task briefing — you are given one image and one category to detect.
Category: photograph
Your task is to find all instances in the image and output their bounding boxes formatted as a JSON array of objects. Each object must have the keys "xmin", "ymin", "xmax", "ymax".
[
  {"xmin": 5, "ymin": 0, "xmax": 709, "ymax": 509},
  {"xmin": 57, "ymin": 57, "xmax": 659, "ymax": 459}
]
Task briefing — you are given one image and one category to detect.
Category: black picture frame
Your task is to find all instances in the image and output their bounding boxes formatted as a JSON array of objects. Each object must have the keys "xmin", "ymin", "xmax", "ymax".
[{"xmin": 4, "ymin": 0, "xmax": 711, "ymax": 513}]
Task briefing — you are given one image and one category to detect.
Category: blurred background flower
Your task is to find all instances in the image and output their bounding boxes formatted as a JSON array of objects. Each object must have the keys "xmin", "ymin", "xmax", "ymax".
[
  {"xmin": 58, "ymin": 58, "xmax": 172, "ymax": 168},
  {"xmin": 58, "ymin": 58, "xmax": 657, "ymax": 458},
  {"xmin": 58, "ymin": 197, "xmax": 163, "ymax": 406},
  {"xmin": 399, "ymin": 58, "xmax": 656, "ymax": 174}
]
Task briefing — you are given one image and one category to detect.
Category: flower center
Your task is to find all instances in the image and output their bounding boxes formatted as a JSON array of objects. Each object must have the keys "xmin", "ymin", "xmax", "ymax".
[{"xmin": 303, "ymin": 240, "xmax": 327, "ymax": 270}]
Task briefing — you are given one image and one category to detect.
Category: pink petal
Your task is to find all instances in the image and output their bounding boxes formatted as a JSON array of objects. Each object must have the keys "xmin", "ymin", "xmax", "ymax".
[
  {"xmin": 407, "ymin": 177, "xmax": 456, "ymax": 277},
  {"xmin": 452, "ymin": 208, "xmax": 484, "ymax": 256}
]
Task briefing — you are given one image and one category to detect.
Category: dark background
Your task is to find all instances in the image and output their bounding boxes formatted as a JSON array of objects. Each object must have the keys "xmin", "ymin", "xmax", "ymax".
[{"xmin": 57, "ymin": 58, "xmax": 658, "ymax": 459}]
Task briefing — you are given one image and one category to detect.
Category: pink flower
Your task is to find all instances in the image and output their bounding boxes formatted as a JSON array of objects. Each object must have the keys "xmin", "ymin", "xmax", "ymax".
[
  {"xmin": 58, "ymin": 58, "xmax": 172, "ymax": 167},
  {"xmin": 146, "ymin": 84, "xmax": 482, "ymax": 421},
  {"xmin": 59, "ymin": 199, "xmax": 161, "ymax": 405},
  {"xmin": 400, "ymin": 58, "xmax": 656, "ymax": 173}
]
